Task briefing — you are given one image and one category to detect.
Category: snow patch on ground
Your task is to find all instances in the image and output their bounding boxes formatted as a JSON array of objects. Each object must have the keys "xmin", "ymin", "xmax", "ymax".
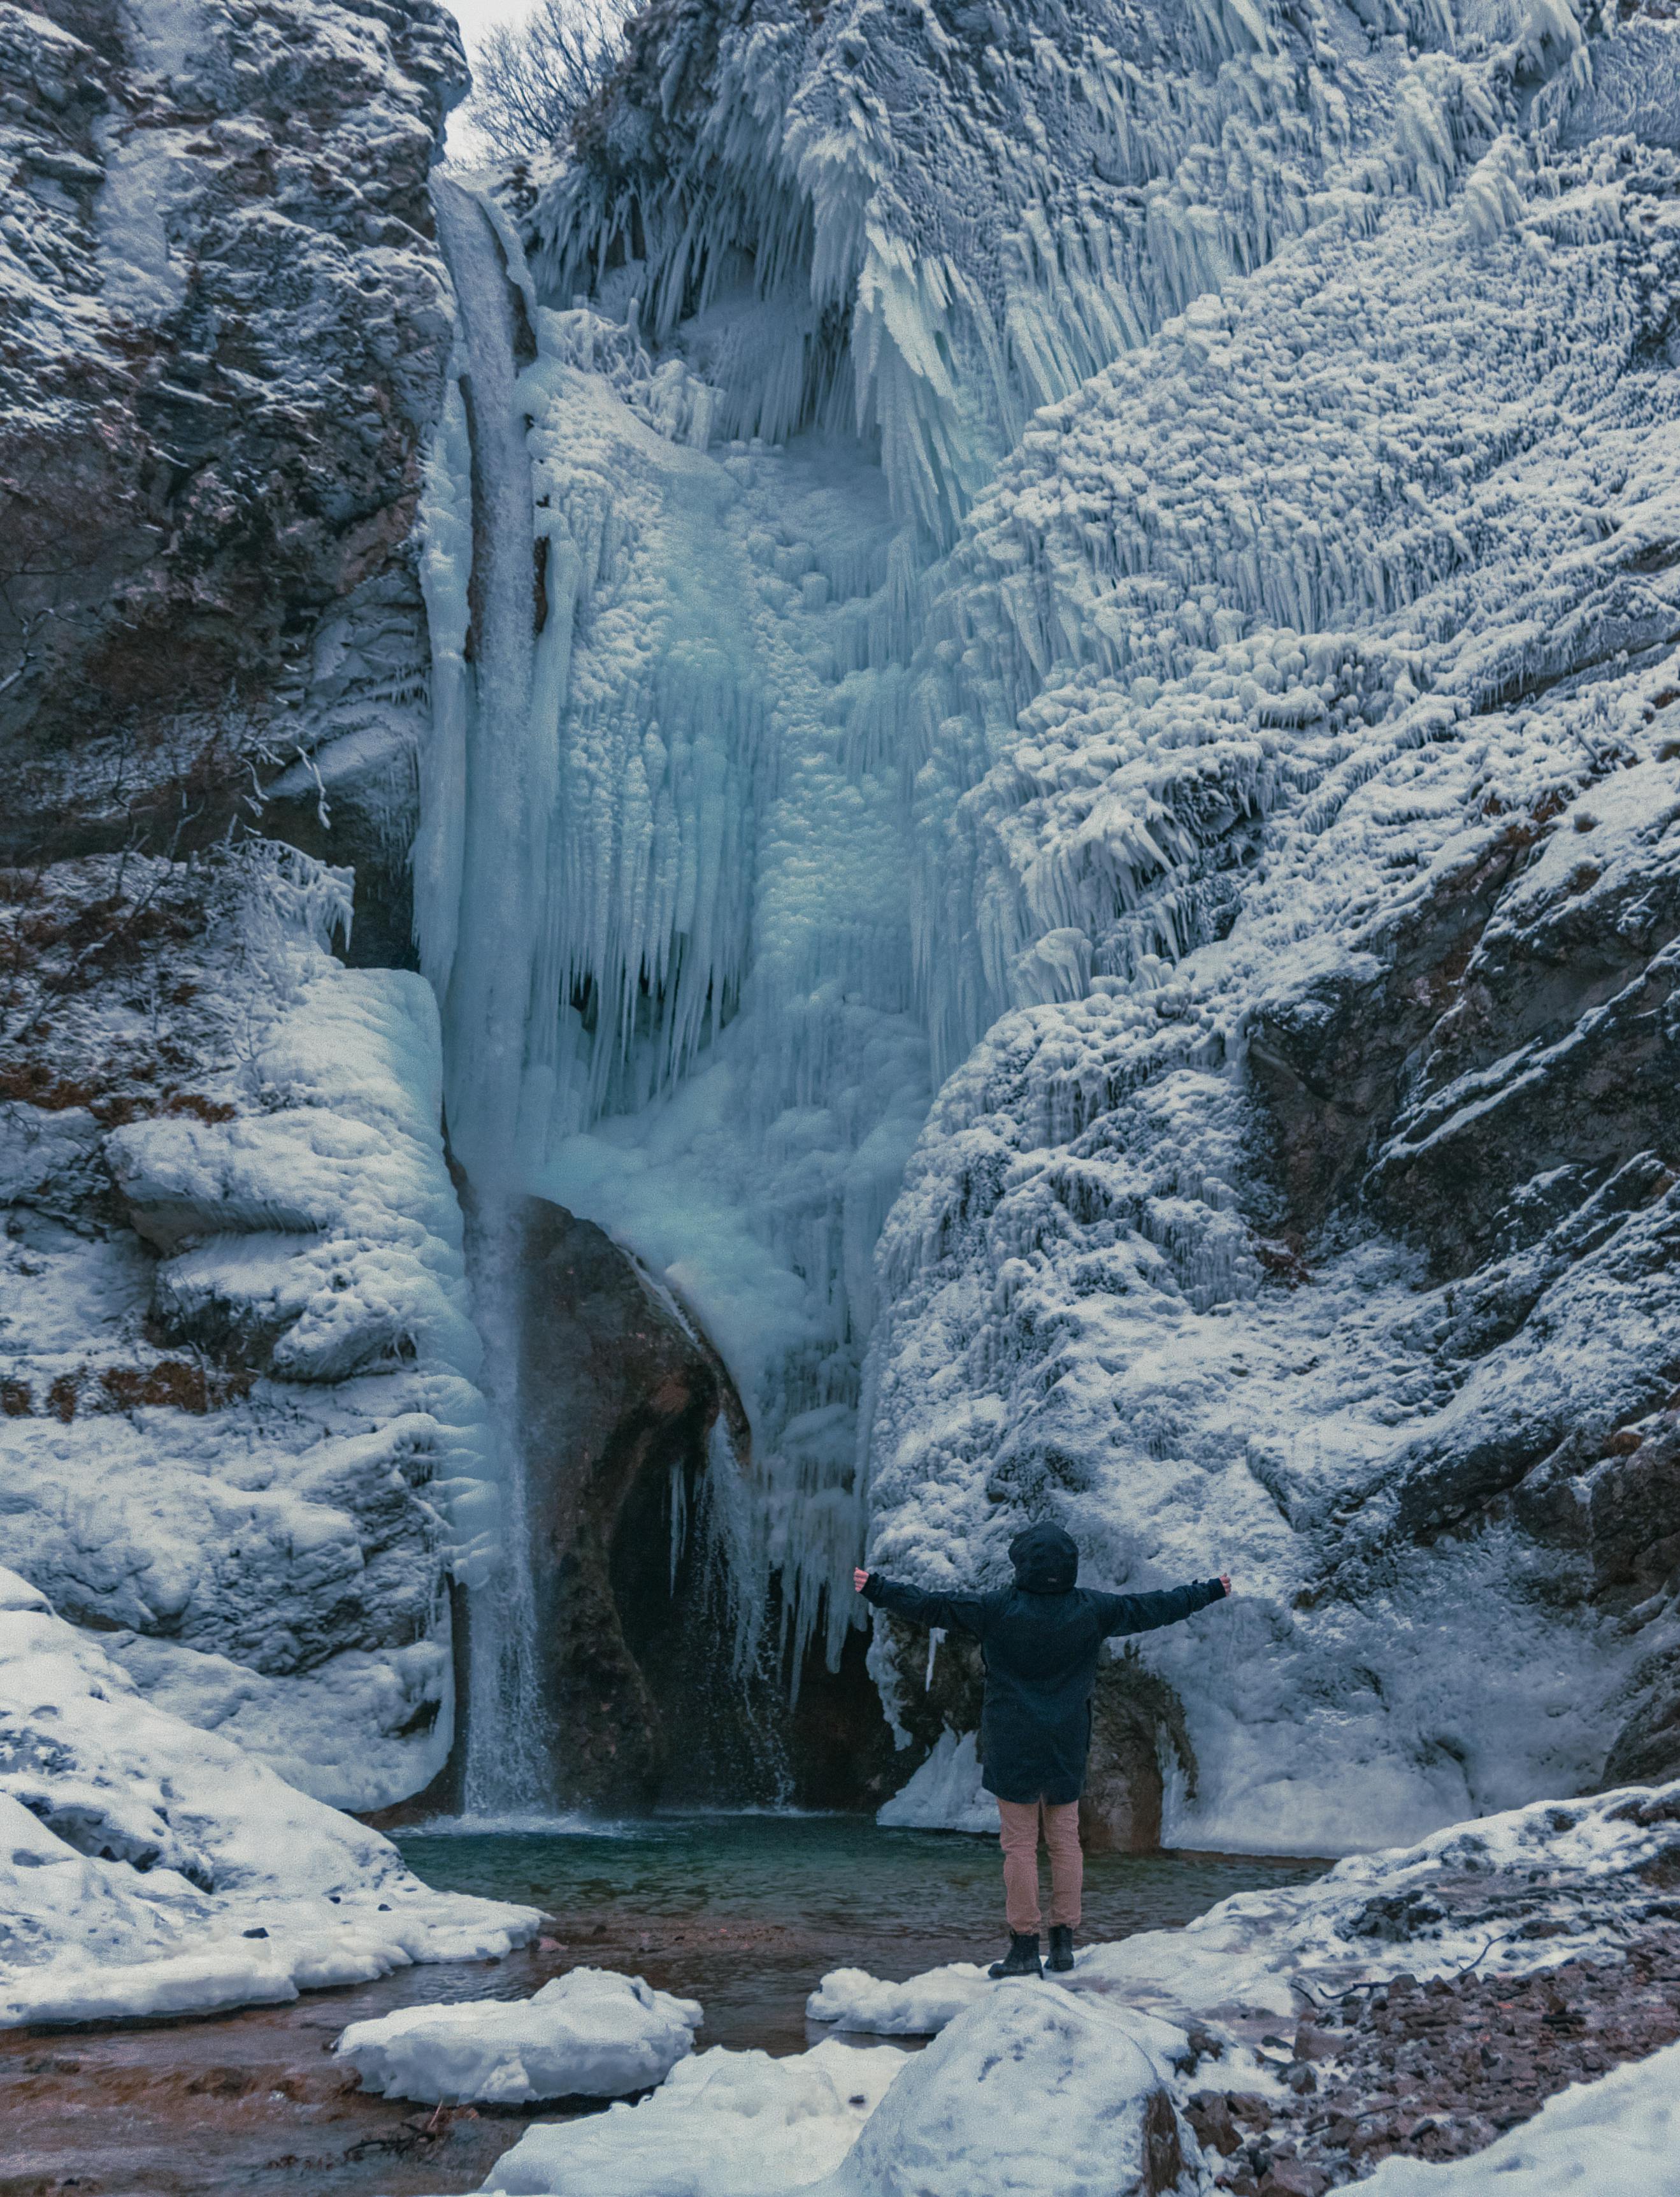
[
  {"xmin": 476, "ymin": 2035, "xmax": 909, "ymax": 2196},
  {"xmin": 0, "ymin": 1568, "xmax": 538, "ymax": 2026},
  {"xmin": 334, "ymin": 1967, "xmax": 701, "ymax": 2104}
]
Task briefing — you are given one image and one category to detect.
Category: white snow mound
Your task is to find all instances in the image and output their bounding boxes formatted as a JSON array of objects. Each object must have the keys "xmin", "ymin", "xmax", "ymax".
[
  {"xmin": 334, "ymin": 1967, "xmax": 703, "ymax": 2103},
  {"xmin": 0, "ymin": 1569, "xmax": 538, "ymax": 2026},
  {"xmin": 806, "ymin": 1962, "xmax": 993, "ymax": 2036},
  {"xmin": 809, "ymin": 1984, "xmax": 1188, "ymax": 2197},
  {"xmin": 477, "ymin": 2035, "xmax": 910, "ymax": 2196}
]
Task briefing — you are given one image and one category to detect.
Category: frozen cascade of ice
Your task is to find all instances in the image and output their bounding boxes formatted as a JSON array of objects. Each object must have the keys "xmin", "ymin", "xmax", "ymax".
[
  {"xmin": 418, "ymin": 175, "xmax": 932, "ymax": 1702},
  {"xmin": 420, "ymin": 0, "xmax": 1680, "ymax": 1832},
  {"xmin": 422, "ymin": 182, "xmax": 555, "ymax": 1812}
]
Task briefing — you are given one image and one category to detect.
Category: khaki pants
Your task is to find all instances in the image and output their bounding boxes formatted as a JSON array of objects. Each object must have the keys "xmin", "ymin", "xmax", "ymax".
[{"xmin": 996, "ymin": 1797, "xmax": 1083, "ymax": 1933}]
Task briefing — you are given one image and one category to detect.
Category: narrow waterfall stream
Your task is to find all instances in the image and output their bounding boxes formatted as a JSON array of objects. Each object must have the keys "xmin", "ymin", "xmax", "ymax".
[{"xmin": 422, "ymin": 181, "xmax": 552, "ymax": 1818}]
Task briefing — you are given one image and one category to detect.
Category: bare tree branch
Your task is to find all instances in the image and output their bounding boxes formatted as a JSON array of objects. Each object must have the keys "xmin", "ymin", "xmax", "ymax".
[{"xmin": 460, "ymin": 0, "xmax": 629, "ymax": 161}]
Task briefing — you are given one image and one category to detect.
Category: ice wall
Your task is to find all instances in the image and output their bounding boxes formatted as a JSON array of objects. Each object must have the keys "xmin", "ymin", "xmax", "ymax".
[
  {"xmin": 429, "ymin": 0, "xmax": 1680, "ymax": 1832},
  {"xmin": 863, "ymin": 20, "xmax": 1680, "ymax": 1845}
]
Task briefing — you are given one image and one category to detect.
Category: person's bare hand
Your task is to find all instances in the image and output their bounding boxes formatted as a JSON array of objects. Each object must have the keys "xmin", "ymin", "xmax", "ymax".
[
  {"xmin": 1220, "ymin": 1573, "xmax": 1233, "ymax": 1594},
  {"xmin": 853, "ymin": 1567, "xmax": 870, "ymax": 1593}
]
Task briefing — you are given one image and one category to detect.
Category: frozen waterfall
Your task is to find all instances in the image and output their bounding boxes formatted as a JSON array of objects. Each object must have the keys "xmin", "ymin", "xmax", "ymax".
[{"xmin": 417, "ymin": 174, "xmax": 931, "ymax": 1776}]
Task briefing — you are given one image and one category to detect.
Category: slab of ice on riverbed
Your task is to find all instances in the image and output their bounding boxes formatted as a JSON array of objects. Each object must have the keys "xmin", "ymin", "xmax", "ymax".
[
  {"xmin": 0, "ymin": 1568, "xmax": 538, "ymax": 2026},
  {"xmin": 334, "ymin": 1967, "xmax": 703, "ymax": 2103},
  {"xmin": 477, "ymin": 2035, "xmax": 909, "ymax": 2195}
]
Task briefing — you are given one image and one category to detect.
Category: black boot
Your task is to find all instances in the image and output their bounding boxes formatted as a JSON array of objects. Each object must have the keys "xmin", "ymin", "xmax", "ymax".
[
  {"xmin": 989, "ymin": 1931, "xmax": 1042, "ymax": 1979},
  {"xmin": 1047, "ymin": 1924, "xmax": 1075, "ymax": 1973}
]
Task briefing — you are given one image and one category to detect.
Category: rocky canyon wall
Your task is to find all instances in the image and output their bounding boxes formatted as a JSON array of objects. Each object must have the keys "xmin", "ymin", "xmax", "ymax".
[{"xmin": 0, "ymin": 0, "xmax": 491, "ymax": 1810}]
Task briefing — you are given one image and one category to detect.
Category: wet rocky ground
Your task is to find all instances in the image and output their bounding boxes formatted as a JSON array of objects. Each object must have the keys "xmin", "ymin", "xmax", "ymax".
[
  {"xmin": 0, "ymin": 1827, "xmax": 1314, "ymax": 2197},
  {"xmin": 4, "ymin": 1822, "xmax": 1676, "ymax": 2197},
  {"xmin": 1192, "ymin": 1924, "xmax": 1680, "ymax": 2195}
]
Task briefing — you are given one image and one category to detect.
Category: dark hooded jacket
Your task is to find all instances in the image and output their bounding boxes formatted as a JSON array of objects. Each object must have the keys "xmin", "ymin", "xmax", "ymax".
[{"xmin": 861, "ymin": 1523, "xmax": 1226, "ymax": 1805}]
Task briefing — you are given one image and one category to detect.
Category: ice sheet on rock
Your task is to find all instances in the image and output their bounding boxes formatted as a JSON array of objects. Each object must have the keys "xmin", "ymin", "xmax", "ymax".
[
  {"xmin": 475, "ymin": 2035, "xmax": 909, "ymax": 2196},
  {"xmin": 334, "ymin": 1967, "xmax": 702, "ymax": 2104},
  {"xmin": 875, "ymin": 1730, "xmax": 997, "ymax": 1835},
  {"xmin": 808, "ymin": 1985, "xmax": 1189, "ymax": 2197},
  {"xmin": 0, "ymin": 1569, "xmax": 538, "ymax": 2027},
  {"xmin": 100, "ymin": 1634, "xmax": 452, "ymax": 1815},
  {"xmin": 1358, "ymin": 2038, "xmax": 1680, "ymax": 2196}
]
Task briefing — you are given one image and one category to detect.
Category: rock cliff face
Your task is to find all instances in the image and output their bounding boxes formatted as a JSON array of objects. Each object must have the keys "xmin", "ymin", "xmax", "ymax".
[
  {"xmin": 0, "ymin": 0, "xmax": 489, "ymax": 1811},
  {"xmin": 1, "ymin": 0, "xmax": 464, "ymax": 954}
]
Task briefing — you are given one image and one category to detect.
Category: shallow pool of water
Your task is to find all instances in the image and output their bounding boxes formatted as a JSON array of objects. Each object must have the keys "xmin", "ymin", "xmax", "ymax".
[
  {"xmin": 0, "ymin": 1817, "xmax": 1326, "ymax": 2197},
  {"xmin": 396, "ymin": 1813, "xmax": 1325, "ymax": 2054}
]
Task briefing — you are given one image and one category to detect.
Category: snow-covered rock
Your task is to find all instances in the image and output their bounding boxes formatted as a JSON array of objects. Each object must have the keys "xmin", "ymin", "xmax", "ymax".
[
  {"xmin": 808, "ymin": 1986, "xmax": 1191, "ymax": 2197},
  {"xmin": 0, "ymin": 1567, "xmax": 537, "ymax": 2026},
  {"xmin": 1, "ymin": 0, "xmax": 466, "ymax": 914},
  {"xmin": 476, "ymin": 2036, "xmax": 910, "ymax": 2196},
  {"xmin": 334, "ymin": 1967, "xmax": 703, "ymax": 2104},
  {"xmin": 0, "ymin": 846, "xmax": 496, "ymax": 1810},
  {"xmin": 854, "ymin": 34, "xmax": 1680, "ymax": 1845}
]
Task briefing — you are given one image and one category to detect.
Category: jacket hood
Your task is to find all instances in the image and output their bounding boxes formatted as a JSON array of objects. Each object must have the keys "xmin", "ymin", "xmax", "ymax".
[{"xmin": 1009, "ymin": 1521, "xmax": 1079, "ymax": 1594}]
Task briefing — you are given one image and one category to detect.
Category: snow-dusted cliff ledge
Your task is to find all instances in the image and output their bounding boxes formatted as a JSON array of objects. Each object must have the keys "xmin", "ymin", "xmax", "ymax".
[
  {"xmin": 0, "ymin": 846, "xmax": 496, "ymax": 1809},
  {"xmin": 1, "ymin": 0, "xmax": 467, "ymax": 960},
  {"xmin": 496, "ymin": 0, "xmax": 1680, "ymax": 1840}
]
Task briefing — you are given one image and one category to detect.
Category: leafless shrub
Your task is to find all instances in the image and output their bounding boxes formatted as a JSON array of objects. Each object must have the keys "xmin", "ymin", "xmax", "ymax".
[{"xmin": 460, "ymin": 0, "xmax": 629, "ymax": 162}]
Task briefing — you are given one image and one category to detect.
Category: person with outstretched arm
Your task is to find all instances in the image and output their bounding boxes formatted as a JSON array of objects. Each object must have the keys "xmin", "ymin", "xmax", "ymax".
[{"xmin": 854, "ymin": 1522, "xmax": 1231, "ymax": 1980}]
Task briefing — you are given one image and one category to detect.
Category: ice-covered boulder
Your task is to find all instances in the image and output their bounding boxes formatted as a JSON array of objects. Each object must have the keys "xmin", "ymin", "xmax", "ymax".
[
  {"xmin": 475, "ymin": 2036, "xmax": 909, "ymax": 2196},
  {"xmin": 810, "ymin": 1986, "xmax": 1192, "ymax": 2197},
  {"xmin": 334, "ymin": 1968, "xmax": 703, "ymax": 2104},
  {"xmin": 0, "ymin": 1568, "xmax": 538, "ymax": 2026}
]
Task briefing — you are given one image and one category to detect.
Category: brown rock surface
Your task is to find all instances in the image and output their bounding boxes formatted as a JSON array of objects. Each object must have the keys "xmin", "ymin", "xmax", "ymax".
[
  {"xmin": 1203, "ymin": 1929, "xmax": 1680, "ymax": 2193},
  {"xmin": 510, "ymin": 1194, "xmax": 895, "ymax": 1811}
]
